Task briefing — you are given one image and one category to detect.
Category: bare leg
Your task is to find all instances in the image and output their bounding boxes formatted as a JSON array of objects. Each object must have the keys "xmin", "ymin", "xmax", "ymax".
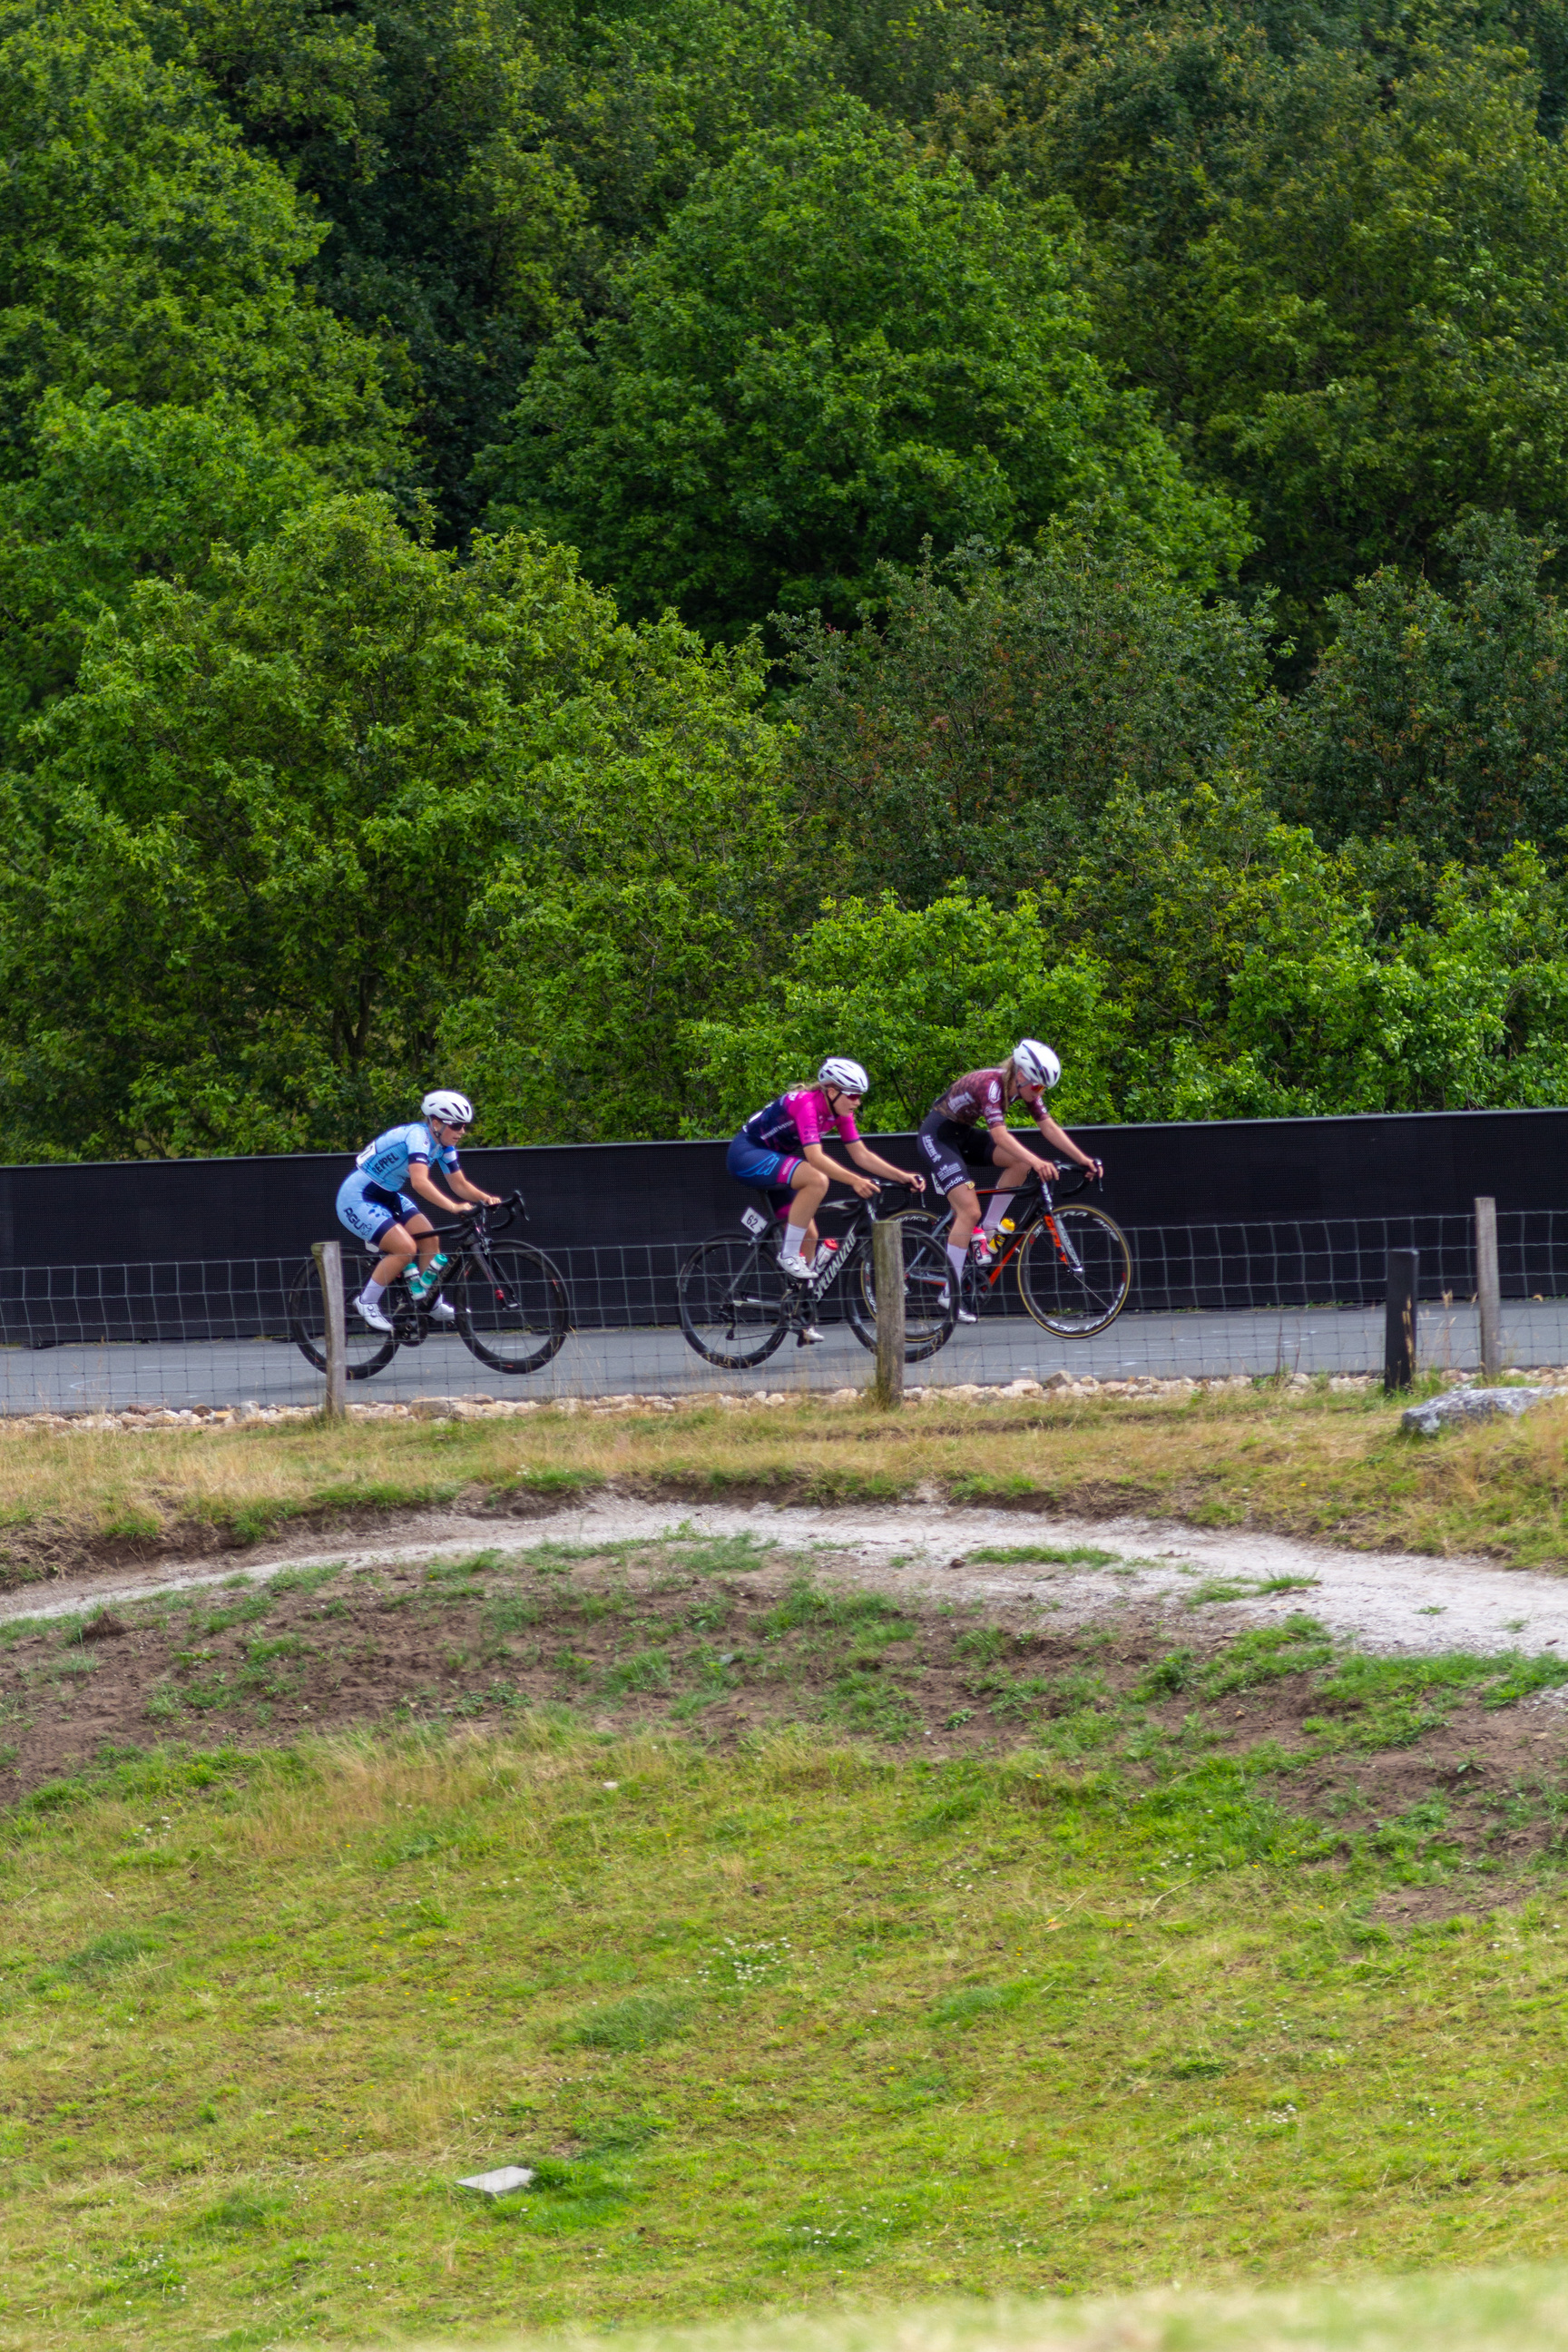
[
  {"xmin": 979, "ymin": 1171, "xmax": 1024, "ymax": 1237},
  {"xmin": 779, "ymin": 1164, "xmax": 828, "ymax": 1267},
  {"xmin": 947, "ymin": 1181, "xmax": 981, "ymax": 1251},
  {"xmin": 370, "ymin": 1223, "xmax": 418, "ymax": 1289},
  {"xmin": 785, "ymin": 1162, "xmax": 828, "ymax": 1235}
]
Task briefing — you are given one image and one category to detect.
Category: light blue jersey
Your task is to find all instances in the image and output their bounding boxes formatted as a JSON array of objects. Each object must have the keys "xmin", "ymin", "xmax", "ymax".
[{"xmin": 355, "ymin": 1122, "xmax": 460, "ymax": 1193}]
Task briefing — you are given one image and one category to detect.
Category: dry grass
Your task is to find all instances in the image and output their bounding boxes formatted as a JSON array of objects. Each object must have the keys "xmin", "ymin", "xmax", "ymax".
[
  {"xmin": 2, "ymin": 1382, "xmax": 1568, "ymax": 1577},
  {"xmin": 388, "ymin": 2265, "xmax": 1568, "ymax": 2352}
]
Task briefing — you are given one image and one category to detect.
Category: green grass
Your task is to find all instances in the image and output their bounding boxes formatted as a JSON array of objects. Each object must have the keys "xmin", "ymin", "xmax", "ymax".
[
  {"xmin": 966, "ymin": 1544, "xmax": 1123, "ymax": 1567},
  {"xmin": 5, "ymin": 1716, "xmax": 1568, "ymax": 2351}
]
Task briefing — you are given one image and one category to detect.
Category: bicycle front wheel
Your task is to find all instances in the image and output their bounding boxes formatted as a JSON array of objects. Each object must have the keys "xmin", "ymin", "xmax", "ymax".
[
  {"xmin": 1016, "ymin": 1207, "xmax": 1132, "ymax": 1337},
  {"xmin": 678, "ymin": 1236, "xmax": 788, "ymax": 1369},
  {"xmin": 455, "ymin": 1243, "xmax": 570, "ymax": 1375},
  {"xmin": 848, "ymin": 1214, "xmax": 957, "ymax": 1360},
  {"xmin": 287, "ymin": 1251, "xmax": 397, "ymax": 1380}
]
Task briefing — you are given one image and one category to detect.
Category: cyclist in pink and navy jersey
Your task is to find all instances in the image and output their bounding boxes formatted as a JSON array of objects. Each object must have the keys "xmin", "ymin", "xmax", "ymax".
[{"xmin": 727, "ymin": 1057, "xmax": 923, "ymax": 1282}]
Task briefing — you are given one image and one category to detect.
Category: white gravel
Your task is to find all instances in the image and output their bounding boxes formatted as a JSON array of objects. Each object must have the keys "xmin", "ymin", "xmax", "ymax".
[{"xmin": 4, "ymin": 1495, "xmax": 1566, "ymax": 1667}]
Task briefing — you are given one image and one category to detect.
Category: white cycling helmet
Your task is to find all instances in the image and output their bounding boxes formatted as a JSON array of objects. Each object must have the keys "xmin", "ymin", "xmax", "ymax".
[
  {"xmin": 421, "ymin": 1088, "xmax": 474, "ymax": 1126},
  {"xmin": 818, "ymin": 1056, "xmax": 870, "ymax": 1095},
  {"xmin": 1012, "ymin": 1040, "xmax": 1061, "ymax": 1092}
]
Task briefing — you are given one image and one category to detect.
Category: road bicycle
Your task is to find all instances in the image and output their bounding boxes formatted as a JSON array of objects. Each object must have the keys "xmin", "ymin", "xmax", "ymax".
[
  {"xmin": 906, "ymin": 1165, "xmax": 1132, "ymax": 1337},
  {"xmin": 289, "ymin": 1192, "xmax": 570, "ymax": 1380},
  {"xmin": 677, "ymin": 1185, "xmax": 956, "ymax": 1370}
]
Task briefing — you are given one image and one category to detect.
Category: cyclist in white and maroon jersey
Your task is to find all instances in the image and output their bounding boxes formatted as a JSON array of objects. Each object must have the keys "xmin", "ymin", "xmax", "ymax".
[{"xmin": 916, "ymin": 1043, "xmax": 1103, "ymax": 1318}]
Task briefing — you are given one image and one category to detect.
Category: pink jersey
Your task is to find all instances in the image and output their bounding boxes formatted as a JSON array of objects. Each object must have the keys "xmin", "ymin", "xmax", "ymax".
[
  {"xmin": 741, "ymin": 1086, "xmax": 860, "ymax": 1155},
  {"xmin": 927, "ymin": 1068, "xmax": 1046, "ymax": 1127}
]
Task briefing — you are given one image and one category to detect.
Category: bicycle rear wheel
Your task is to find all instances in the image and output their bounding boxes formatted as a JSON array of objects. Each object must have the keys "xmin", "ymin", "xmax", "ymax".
[
  {"xmin": 678, "ymin": 1235, "xmax": 788, "ymax": 1369},
  {"xmin": 1016, "ymin": 1207, "xmax": 1132, "ymax": 1337},
  {"xmin": 848, "ymin": 1214, "xmax": 957, "ymax": 1360},
  {"xmin": 288, "ymin": 1251, "xmax": 397, "ymax": 1379},
  {"xmin": 454, "ymin": 1242, "xmax": 570, "ymax": 1375}
]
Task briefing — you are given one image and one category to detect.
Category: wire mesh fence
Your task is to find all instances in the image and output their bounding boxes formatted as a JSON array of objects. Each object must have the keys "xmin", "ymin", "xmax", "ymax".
[{"xmin": 0, "ymin": 1207, "xmax": 1564, "ymax": 1416}]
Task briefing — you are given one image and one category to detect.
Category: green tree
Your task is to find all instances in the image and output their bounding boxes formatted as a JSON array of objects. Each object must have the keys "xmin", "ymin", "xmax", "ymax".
[
  {"xmin": 161, "ymin": 0, "xmax": 833, "ymax": 535},
  {"xmin": 1177, "ymin": 44, "xmax": 1568, "ymax": 643},
  {"xmin": 0, "ymin": 499, "xmax": 781, "ymax": 1159},
  {"xmin": 1275, "ymin": 510, "xmax": 1568, "ymax": 867},
  {"xmin": 274, "ymin": 0, "xmax": 585, "ymax": 537},
  {"xmin": 436, "ymin": 622, "xmax": 789, "ymax": 1144},
  {"xmin": 781, "ymin": 532, "xmax": 1275, "ymax": 904},
  {"xmin": 685, "ymin": 883, "xmax": 1119, "ymax": 1132},
  {"xmin": 0, "ymin": 392, "xmax": 321, "ymax": 740},
  {"xmin": 542, "ymin": 0, "xmax": 831, "ymax": 253},
  {"xmin": 0, "ymin": 0, "xmax": 400, "ymax": 471},
  {"xmin": 1054, "ymin": 779, "xmax": 1568, "ymax": 1116},
  {"xmin": 944, "ymin": 24, "xmax": 1568, "ymax": 648},
  {"xmin": 483, "ymin": 106, "xmax": 1247, "ymax": 636}
]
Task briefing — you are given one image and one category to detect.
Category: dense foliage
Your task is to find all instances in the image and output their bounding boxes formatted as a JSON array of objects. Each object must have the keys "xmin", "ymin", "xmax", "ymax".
[{"xmin": 6, "ymin": 0, "xmax": 1568, "ymax": 1156}]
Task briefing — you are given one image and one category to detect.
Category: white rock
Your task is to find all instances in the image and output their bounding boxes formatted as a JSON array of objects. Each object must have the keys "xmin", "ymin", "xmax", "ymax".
[
  {"xmin": 456, "ymin": 2165, "xmax": 535, "ymax": 2199},
  {"xmin": 1403, "ymin": 1386, "xmax": 1549, "ymax": 1437}
]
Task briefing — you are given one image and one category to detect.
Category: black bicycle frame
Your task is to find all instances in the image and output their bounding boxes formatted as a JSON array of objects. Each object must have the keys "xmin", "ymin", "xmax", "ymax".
[
  {"xmin": 740, "ymin": 1186, "xmax": 907, "ymax": 1319},
  {"xmin": 407, "ymin": 1192, "xmax": 527, "ymax": 1329},
  {"xmin": 928, "ymin": 1166, "xmax": 1095, "ymax": 1291}
]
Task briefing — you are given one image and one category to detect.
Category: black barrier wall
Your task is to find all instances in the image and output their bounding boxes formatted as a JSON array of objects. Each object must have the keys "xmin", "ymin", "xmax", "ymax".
[{"xmin": 0, "ymin": 1103, "xmax": 1562, "ymax": 1269}]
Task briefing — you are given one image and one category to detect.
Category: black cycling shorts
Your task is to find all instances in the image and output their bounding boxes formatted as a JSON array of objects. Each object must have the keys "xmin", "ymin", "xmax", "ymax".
[{"xmin": 916, "ymin": 1115, "xmax": 1000, "ymax": 1196}]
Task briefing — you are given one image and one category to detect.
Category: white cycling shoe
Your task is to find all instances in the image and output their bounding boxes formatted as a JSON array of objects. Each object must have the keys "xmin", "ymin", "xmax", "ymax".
[
  {"xmin": 355, "ymin": 1298, "xmax": 394, "ymax": 1335},
  {"xmin": 428, "ymin": 1298, "xmax": 456, "ymax": 1322},
  {"xmin": 938, "ymin": 1282, "xmax": 977, "ymax": 1326}
]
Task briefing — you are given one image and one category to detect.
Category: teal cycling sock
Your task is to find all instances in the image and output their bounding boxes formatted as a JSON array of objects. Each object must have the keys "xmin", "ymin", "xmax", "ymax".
[{"xmin": 407, "ymin": 1251, "xmax": 449, "ymax": 1298}]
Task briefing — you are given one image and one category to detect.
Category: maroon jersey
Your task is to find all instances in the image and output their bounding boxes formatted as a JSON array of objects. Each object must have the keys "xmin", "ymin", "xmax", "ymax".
[{"xmin": 926, "ymin": 1068, "xmax": 1046, "ymax": 1128}]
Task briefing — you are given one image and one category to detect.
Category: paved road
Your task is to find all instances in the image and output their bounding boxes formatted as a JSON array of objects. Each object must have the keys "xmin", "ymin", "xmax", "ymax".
[{"xmin": 1, "ymin": 1298, "xmax": 1563, "ymax": 1413}]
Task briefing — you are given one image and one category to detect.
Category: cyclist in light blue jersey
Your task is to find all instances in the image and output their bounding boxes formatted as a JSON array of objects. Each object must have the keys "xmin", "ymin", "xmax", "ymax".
[{"xmin": 337, "ymin": 1089, "xmax": 501, "ymax": 1333}]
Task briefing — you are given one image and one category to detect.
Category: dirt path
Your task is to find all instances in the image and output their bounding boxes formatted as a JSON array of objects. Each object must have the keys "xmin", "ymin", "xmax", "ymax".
[{"xmin": 5, "ymin": 1494, "xmax": 1565, "ymax": 1667}]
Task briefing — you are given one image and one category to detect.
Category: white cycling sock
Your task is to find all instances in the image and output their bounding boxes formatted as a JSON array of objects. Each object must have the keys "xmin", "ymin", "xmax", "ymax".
[
  {"xmin": 981, "ymin": 1194, "xmax": 1010, "ymax": 1235},
  {"xmin": 946, "ymin": 1241, "xmax": 966, "ymax": 1284},
  {"xmin": 359, "ymin": 1279, "xmax": 387, "ymax": 1308},
  {"xmin": 779, "ymin": 1225, "xmax": 808, "ymax": 1269}
]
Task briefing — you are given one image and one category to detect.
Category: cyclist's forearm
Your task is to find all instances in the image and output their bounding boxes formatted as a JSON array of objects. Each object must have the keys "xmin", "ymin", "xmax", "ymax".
[
  {"xmin": 848, "ymin": 1143, "xmax": 916, "ymax": 1184},
  {"xmin": 986, "ymin": 1122, "xmax": 1043, "ymax": 1164},
  {"xmin": 409, "ymin": 1170, "xmax": 466, "ymax": 1213},
  {"xmin": 1036, "ymin": 1114, "xmax": 1096, "ymax": 1167}
]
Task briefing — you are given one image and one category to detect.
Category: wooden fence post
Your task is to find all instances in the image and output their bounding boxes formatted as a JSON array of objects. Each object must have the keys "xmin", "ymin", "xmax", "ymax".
[
  {"xmin": 1384, "ymin": 1248, "xmax": 1418, "ymax": 1395},
  {"xmin": 1475, "ymin": 1196, "xmax": 1501, "ymax": 1383},
  {"xmin": 872, "ymin": 1216, "xmax": 906, "ymax": 1410},
  {"xmin": 312, "ymin": 1239, "xmax": 348, "ymax": 1421}
]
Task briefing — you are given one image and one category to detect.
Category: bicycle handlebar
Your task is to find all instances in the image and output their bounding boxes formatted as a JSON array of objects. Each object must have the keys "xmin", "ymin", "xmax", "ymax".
[
  {"xmin": 449, "ymin": 1189, "xmax": 525, "ymax": 1234},
  {"xmin": 1041, "ymin": 1163, "xmax": 1101, "ymax": 1200}
]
